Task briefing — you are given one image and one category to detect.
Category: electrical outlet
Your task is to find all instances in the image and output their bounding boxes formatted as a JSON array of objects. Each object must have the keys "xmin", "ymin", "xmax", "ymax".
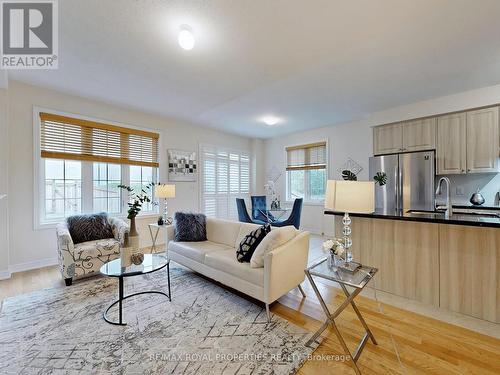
[{"xmin": 456, "ymin": 186, "xmax": 464, "ymax": 196}]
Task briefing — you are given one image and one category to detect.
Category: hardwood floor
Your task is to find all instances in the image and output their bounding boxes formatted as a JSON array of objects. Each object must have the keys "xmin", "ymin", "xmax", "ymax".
[{"xmin": 1, "ymin": 242, "xmax": 500, "ymax": 374}]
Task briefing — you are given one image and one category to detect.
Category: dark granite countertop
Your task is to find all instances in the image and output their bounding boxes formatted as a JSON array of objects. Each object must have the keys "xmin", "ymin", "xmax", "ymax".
[{"xmin": 324, "ymin": 208, "xmax": 500, "ymax": 228}]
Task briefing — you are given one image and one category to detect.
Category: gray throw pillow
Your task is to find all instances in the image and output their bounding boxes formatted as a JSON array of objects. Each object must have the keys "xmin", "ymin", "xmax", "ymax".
[
  {"xmin": 66, "ymin": 212, "xmax": 114, "ymax": 244},
  {"xmin": 174, "ymin": 212, "xmax": 207, "ymax": 242}
]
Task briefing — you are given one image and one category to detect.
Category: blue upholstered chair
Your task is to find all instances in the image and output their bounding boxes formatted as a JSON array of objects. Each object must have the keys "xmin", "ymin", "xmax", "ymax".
[
  {"xmin": 271, "ymin": 198, "xmax": 303, "ymax": 229},
  {"xmin": 251, "ymin": 196, "xmax": 274, "ymax": 222},
  {"xmin": 236, "ymin": 199, "xmax": 266, "ymax": 224}
]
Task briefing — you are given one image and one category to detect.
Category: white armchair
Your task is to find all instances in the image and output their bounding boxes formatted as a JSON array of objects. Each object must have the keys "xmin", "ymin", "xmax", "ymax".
[{"xmin": 56, "ymin": 215, "xmax": 129, "ymax": 285}]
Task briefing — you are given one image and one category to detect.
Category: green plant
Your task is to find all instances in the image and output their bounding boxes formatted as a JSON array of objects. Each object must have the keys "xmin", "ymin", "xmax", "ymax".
[
  {"xmin": 373, "ymin": 172, "xmax": 387, "ymax": 186},
  {"xmin": 118, "ymin": 183, "xmax": 156, "ymax": 219},
  {"xmin": 342, "ymin": 170, "xmax": 357, "ymax": 181}
]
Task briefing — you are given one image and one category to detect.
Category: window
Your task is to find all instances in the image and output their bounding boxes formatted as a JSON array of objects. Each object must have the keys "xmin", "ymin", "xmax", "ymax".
[
  {"xmin": 44, "ymin": 159, "xmax": 82, "ymax": 220},
  {"xmin": 37, "ymin": 112, "xmax": 160, "ymax": 225},
  {"xmin": 93, "ymin": 163, "xmax": 121, "ymax": 214},
  {"xmin": 130, "ymin": 165, "xmax": 158, "ymax": 213},
  {"xmin": 286, "ymin": 142, "xmax": 327, "ymax": 201},
  {"xmin": 201, "ymin": 145, "xmax": 250, "ymax": 219}
]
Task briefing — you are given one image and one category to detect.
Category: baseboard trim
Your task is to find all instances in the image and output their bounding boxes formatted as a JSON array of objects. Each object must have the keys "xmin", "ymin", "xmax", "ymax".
[
  {"xmin": 0, "ymin": 270, "xmax": 11, "ymax": 280},
  {"xmin": 9, "ymin": 257, "xmax": 58, "ymax": 275}
]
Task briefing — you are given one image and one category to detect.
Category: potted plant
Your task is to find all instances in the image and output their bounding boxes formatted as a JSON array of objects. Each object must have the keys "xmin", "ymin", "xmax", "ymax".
[{"xmin": 118, "ymin": 182, "xmax": 156, "ymax": 246}]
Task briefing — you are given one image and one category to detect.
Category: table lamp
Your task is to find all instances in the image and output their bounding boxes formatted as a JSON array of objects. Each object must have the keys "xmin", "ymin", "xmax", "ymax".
[
  {"xmin": 155, "ymin": 184, "xmax": 176, "ymax": 224},
  {"xmin": 325, "ymin": 180, "xmax": 375, "ymax": 270}
]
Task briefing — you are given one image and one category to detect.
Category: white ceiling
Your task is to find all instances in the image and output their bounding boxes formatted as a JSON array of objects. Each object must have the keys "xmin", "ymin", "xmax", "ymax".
[{"xmin": 8, "ymin": 0, "xmax": 500, "ymax": 138}]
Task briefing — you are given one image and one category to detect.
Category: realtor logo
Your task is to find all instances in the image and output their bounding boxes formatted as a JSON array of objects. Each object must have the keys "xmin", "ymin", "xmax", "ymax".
[{"xmin": 1, "ymin": 0, "xmax": 58, "ymax": 69}]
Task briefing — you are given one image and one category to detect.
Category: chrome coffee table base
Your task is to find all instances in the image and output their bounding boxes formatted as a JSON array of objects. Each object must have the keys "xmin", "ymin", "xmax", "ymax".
[{"xmin": 304, "ymin": 260, "xmax": 378, "ymax": 375}]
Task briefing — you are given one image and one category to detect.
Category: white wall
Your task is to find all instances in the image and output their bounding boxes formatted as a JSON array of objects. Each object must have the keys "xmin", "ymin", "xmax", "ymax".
[
  {"xmin": 0, "ymin": 88, "xmax": 10, "ymax": 278},
  {"xmin": 6, "ymin": 80, "xmax": 254, "ymax": 273},
  {"xmin": 265, "ymin": 83, "xmax": 500, "ymax": 234}
]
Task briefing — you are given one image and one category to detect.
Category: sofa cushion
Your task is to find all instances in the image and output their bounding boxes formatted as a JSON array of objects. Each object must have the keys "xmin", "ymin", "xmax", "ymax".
[
  {"xmin": 174, "ymin": 212, "xmax": 207, "ymax": 242},
  {"xmin": 234, "ymin": 222, "xmax": 262, "ymax": 249},
  {"xmin": 168, "ymin": 240, "xmax": 232, "ymax": 263},
  {"xmin": 206, "ymin": 218, "xmax": 241, "ymax": 247},
  {"xmin": 250, "ymin": 226, "xmax": 298, "ymax": 268},
  {"xmin": 66, "ymin": 213, "xmax": 114, "ymax": 244},
  {"xmin": 74, "ymin": 238, "xmax": 120, "ymax": 259},
  {"xmin": 205, "ymin": 250, "xmax": 264, "ymax": 286},
  {"xmin": 236, "ymin": 224, "xmax": 271, "ymax": 263}
]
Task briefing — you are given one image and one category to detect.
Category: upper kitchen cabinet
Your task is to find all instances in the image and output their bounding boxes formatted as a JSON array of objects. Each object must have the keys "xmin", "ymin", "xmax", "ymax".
[
  {"xmin": 373, "ymin": 118, "xmax": 436, "ymax": 155},
  {"xmin": 403, "ymin": 118, "xmax": 436, "ymax": 152},
  {"xmin": 373, "ymin": 123, "xmax": 403, "ymax": 155},
  {"xmin": 466, "ymin": 107, "xmax": 499, "ymax": 173},
  {"xmin": 436, "ymin": 106, "xmax": 499, "ymax": 175},
  {"xmin": 437, "ymin": 112, "xmax": 467, "ymax": 175}
]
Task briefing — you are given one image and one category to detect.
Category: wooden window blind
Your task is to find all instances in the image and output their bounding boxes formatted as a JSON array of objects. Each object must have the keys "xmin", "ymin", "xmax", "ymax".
[
  {"xmin": 40, "ymin": 113, "xmax": 159, "ymax": 167},
  {"xmin": 286, "ymin": 142, "xmax": 326, "ymax": 171}
]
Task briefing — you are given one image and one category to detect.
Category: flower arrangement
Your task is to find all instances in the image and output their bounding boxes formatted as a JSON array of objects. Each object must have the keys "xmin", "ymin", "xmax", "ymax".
[{"xmin": 322, "ymin": 238, "xmax": 346, "ymax": 267}]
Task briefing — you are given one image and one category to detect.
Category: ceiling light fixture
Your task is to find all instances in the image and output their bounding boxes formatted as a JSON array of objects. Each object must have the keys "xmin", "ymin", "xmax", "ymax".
[
  {"xmin": 260, "ymin": 116, "xmax": 282, "ymax": 126},
  {"xmin": 178, "ymin": 25, "xmax": 195, "ymax": 50}
]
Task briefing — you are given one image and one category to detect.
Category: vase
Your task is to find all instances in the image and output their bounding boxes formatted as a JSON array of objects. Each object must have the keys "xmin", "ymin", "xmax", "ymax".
[
  {"xmin": 328, "ymin": 251, "xmax": 345, "ymax": 268},
  {"xmin": 129, "ymin": 216, "xmax": 139, "ymax": 237},
  {"xmin": 128, "ymin": 216, "xmax": 141, "ymax": 258}
]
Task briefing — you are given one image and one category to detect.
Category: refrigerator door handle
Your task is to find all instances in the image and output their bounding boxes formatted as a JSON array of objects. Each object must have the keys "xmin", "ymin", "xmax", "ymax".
[
  {"xmin": 399, "ymin": 164, "xmax": 404, "ymax": 212},
  {"xmin": 394, "ymin": 165, "xmax": 399, "ymax": 211}
]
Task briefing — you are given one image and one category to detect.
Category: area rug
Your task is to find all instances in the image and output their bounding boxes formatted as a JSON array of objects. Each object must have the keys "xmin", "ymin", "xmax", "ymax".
[{"xmin": 0, "ymin": 265, "xmax": 315, "ymax": 374}]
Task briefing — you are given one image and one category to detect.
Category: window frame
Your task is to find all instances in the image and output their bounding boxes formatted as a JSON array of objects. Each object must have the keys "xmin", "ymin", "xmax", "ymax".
[
  {"xmin": 285, "ymin": 140, "xmax": 329, "ymax": 204},
  {"xmin": 199, "ymin": 143, "xmax": 252, "ymax": 220},
  {"xmin": 33, "ymin": 107, "xmax": 161, "ymax": 230}
]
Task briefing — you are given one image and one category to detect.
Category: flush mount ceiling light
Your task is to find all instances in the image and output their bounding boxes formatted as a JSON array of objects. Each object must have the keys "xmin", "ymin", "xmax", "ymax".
[
  {"xmin": 178, "ymin": 25, "xmax": 195, "ymax": 50},
  {"xmin": 260, "ymin": 116, "xmax": 283, "ymax": 126}
]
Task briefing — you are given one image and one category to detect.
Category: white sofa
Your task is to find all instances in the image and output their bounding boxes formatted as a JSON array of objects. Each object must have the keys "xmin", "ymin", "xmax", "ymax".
[{"xmin": 166, "ymin": 218, "xmax": 310, "ymax": 321}]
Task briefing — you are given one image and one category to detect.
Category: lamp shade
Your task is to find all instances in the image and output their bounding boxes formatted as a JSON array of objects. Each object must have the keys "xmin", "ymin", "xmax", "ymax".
[
  {"xmin": 155, "ymin": 184, "xmax": 176, "ymax": 198},
  {"xmin": 324, "ymin": 180, "xmax": 375, "ymax": 214}
]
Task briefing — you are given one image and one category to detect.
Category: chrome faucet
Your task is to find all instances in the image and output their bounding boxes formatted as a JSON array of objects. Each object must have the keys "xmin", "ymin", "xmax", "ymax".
[{"xmin": 435, "ymin": 177, "xmax": 453, "ymax": 218}]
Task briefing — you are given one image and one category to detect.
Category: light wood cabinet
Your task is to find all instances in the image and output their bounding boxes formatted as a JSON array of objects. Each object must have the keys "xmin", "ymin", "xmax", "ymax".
[
  {"xmin": 373, "ymin": 123, "xmax": 403, "ymax": 155},
  {"xmin": 437, "ymin": 112, "xmax": 467, "ymax": 175},
  {"xmin": 335, "ymin": 217, "xmax": 440, "ymax": 306},
  {"xmin": 403, "ymin": 118, "xmax": 436, "ymax": 152},
  {"xmin": 466, "ymin": 107, "xmax": 499, "ymax": 173},
  {"xmin": 334, "ymin": 216, "xmax": 500, "ymax": 323},
  {"xmin": 439, "ymin": 224, "xmax": 500, "ymax": 323},
  {"xmin": 436, "ymin": 106, "xmax": 499, "ymax": 175},
  {"xmin": 373, "ymin": 118, "xmax": 436, "ymax": 155}
]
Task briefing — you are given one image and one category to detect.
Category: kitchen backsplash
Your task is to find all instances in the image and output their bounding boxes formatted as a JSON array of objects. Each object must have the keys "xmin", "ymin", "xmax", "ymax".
[{"xmin": 436, "ymin": 173, "xmax": 500, "ymax": 207}]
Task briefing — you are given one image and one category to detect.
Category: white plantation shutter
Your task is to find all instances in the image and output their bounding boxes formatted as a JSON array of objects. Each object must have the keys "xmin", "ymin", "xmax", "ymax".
[{"xmin": 201, "ymin": 145, "xmax": 251, "ymax": 219}]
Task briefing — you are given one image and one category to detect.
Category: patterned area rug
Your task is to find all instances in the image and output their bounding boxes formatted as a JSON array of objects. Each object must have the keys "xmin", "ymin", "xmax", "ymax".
[{"xmin": 0, "ymin": 265, "xmax": 315, "ymax": 374}]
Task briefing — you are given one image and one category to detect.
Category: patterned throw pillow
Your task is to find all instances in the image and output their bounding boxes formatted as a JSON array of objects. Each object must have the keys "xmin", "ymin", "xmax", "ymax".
[{"xmin": 236, "ymin": 224, "xmax": 271, "ymax": 263}]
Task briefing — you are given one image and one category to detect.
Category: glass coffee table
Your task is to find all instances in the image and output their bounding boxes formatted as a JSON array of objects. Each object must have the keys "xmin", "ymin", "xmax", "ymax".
[
  {"xmin": 305, "ymin": 257, "xmax": 378, "ymax": 375},
  {"xmin": 100, "ymin": 253, "xmax": 171, "ymax": 326}
]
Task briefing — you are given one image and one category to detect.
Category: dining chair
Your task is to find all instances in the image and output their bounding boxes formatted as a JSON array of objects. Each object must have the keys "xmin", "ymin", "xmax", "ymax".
[
  {"xmin": 236, "ymin": 198, "xmax": 253, "ymax": 223},
  {"xmin": 236, "ymin": 198, "xmax": 266, "ymax": 224},
  {"xmin": 251, "ymin": 195, "xmax": 274, "ymax": 222},
  {"xmin": 271, "ymin": 198, "xmax": 303, "ymax": 229}
]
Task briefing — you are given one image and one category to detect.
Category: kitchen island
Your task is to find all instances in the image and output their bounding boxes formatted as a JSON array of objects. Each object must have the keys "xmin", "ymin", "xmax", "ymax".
[{"xmin": 325, "ymin": 209, "xmax": 500, "ymax": 323}]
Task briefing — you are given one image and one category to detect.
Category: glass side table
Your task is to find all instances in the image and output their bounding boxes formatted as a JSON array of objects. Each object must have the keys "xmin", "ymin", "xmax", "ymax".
[
  {"xmin": 148, "ymin": 223, "xmax": 168, "ymax": 253},
  {"xmin": 258, "ymin": 208, "xmax": 291, "ymax": 223},
  {"xmin": 305, "ymin": 257, "xmax": 378, "ymax": 375}
]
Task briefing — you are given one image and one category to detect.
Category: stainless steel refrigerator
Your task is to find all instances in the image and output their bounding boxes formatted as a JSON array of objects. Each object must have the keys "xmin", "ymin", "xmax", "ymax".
[{"xmin": 369, "ymin": 151, "xmax": 435, "ymax": 212}]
